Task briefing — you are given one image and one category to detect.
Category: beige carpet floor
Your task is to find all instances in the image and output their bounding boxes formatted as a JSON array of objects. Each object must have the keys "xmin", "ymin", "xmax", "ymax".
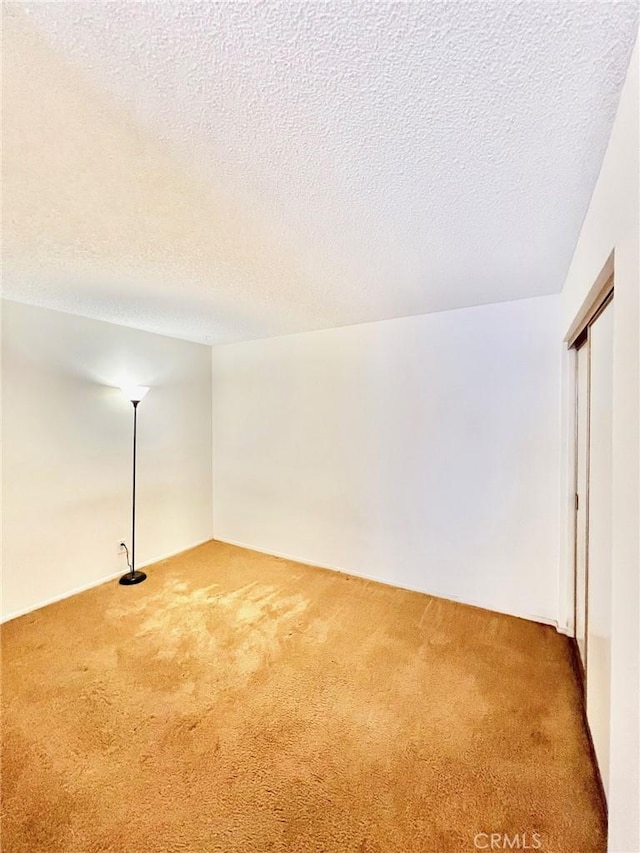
[{"xmin": 1, "ymin": 540, "xmax": 605, "ymax": 852}]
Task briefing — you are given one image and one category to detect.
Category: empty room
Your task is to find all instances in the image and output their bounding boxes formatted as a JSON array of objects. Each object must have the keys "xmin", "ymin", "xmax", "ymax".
[{"xmin": 1, "ymin": 2, "xmax": 638, "ymax": 852}]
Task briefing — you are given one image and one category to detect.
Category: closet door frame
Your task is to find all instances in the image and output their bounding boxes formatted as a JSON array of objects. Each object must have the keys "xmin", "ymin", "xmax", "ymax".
[
  {"xmin": 566, "ymin": 251, "xmax": 614, "ymax": 698},
  {"xmin": 573, "ymin": 334, "xmax": 590, "ymax": 679}
]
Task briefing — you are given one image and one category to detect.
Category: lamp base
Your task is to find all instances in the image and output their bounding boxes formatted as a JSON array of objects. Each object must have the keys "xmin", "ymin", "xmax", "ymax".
[{"xmin": 119, "ymin": 571, "xmax": 147, "ymax": 586}]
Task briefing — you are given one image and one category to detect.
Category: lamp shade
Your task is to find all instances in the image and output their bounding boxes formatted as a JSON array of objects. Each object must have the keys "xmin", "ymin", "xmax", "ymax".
[{"xmin": 120, "ymin": 385, "xmax": 150, "ymax": 403}]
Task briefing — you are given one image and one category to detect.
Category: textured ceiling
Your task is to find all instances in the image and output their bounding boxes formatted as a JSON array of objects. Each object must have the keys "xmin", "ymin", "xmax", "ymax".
[{"xmin": 3, "ymin": 2, "xmax": 638, "ymax": 343}]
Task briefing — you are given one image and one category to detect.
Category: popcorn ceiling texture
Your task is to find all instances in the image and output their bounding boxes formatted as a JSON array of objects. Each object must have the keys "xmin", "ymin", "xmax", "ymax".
[{"xmin": 3, "ymin": 2, "xmax": 638, "ymax": 343}]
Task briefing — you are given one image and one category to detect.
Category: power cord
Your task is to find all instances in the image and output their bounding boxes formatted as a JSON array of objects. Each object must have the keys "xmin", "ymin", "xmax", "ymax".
[{"xmin": 120, "ymin": 542, "xmax": 132, "ymax": 573}]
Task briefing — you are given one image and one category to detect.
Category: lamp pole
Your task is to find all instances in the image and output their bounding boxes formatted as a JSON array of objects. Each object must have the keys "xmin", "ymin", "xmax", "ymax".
[{"xmin": 119, "ymin": 386, "xmax": 149, "ymax": 585}]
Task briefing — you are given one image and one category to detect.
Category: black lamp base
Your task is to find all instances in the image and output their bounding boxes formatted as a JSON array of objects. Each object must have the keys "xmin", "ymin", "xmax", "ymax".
[{"xmin": 119, "ymin": 571, "xmax": 147, "ymax": 586}]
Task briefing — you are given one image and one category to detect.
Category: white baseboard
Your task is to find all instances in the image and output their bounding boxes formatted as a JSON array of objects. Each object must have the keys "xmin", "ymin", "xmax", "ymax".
[
  {"xmin": 3, "ymin": 534, "xmax": 565, "ymax": 636},
  {"xmin": 213, "ymin": 536, "xmax": 562, "ymax": 632},
  {"xmin": 0, "ymin": 537, "xmax": 213, "ymax": 624}
]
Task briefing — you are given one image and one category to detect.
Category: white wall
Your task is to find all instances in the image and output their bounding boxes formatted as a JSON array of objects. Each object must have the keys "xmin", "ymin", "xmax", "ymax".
[
  {"xmin": 1, "ymin": 300, "xmax": 213, "ymax": 620},
  {"xmin": 213, "ymin": 295, "xmax": 562, "ymax": 625},
  {"xmin": 559, "ymin": 38, "xmax": 639, "ymax": 853}
]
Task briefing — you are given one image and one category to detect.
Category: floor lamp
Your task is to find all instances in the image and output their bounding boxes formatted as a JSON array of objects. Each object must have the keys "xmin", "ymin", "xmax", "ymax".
[{"xmin": 119, "ymin": 385, "xmax": 150, "ymax": 586}]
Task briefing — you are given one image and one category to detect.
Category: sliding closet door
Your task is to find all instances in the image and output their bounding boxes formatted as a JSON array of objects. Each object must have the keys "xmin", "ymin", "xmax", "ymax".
[
  {"xmin": 586, "ymin": 299, "xmax": 614, "ymax": 798},
  {"xmin": 574, "ymin": 341, "xmax": 589, "ymax": 670}
]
